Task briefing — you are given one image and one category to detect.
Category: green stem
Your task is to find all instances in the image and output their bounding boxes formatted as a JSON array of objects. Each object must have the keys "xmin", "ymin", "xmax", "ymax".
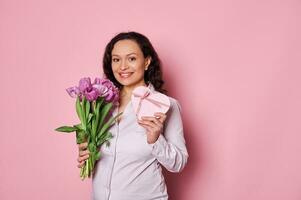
[
  {"xmin": 80, "ymin": 160, "xmax": 88, "ymax": 181},
  {"xmin": 86, "ymin": 159, "xmax": 89, "ymax": 178},
  {"xmin": 80, "ymin": 165, "xmax": 84, "ymax": 180}
]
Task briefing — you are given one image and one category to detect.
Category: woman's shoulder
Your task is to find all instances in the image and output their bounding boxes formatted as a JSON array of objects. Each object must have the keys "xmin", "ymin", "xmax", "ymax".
[
  {"xmin": 164, "ymin": 95, "xmax": 183, "ymax": 124},
  {"xmin": 167, "ymin": 96, "xmax": 182, "ymax": 112}
]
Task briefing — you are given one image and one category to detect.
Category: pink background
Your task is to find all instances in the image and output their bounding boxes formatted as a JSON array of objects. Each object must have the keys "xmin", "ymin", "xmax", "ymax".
[{"xmin": 1, "ymin": 0, "xmax": 300, "ymax": 199}]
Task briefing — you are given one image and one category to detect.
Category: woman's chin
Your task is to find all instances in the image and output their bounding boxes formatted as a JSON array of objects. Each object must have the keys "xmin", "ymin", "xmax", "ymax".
[{"xmin": 119, "ymin": 80, "xmax": 146, "ymax": 89}]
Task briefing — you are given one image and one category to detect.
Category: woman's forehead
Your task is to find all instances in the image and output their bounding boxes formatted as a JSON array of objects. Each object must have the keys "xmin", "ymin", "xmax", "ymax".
[{"xmin": 112, "ymin": 39, "xmax": 142, "ymax": 56}]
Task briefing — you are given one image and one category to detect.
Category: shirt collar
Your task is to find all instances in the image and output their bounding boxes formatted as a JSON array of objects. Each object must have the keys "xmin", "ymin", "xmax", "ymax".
[{"xmin": 147, "ymin": 82, "xmax": 156, "ymax": 92}]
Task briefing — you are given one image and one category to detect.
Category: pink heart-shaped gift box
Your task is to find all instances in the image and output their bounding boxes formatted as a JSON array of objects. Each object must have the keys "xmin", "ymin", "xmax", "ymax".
[{"xmin": 131, "ymin": 85, "xmax": 171, "ymax": 120}]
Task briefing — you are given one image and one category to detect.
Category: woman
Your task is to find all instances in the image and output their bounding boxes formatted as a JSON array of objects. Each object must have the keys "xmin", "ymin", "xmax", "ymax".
[{"xmin": 77, "ymin": 31, "xmax": 188, "ymax": 200}]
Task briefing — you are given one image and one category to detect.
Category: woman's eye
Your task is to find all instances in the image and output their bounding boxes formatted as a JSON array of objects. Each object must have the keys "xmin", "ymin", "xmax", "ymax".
[
  {"xmin": 129, "ymin": 57, "xmax": 136, "ymax": 61},
  {"xmin": 112, "ymin": 58, "xmax": 119, "ymax": 62}
]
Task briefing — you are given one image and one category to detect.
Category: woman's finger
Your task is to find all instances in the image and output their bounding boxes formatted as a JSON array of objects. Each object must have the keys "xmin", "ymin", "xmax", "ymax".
[
  {"xmin": 139, "ymin": 120, "xmax": 162, "ymax": 134},
  {"xmin": 140, "ymin": 117, "xmax": 161, "ymax": 127},
  {"xmin": 78, "ymin": 142, "xmax": 88, "ymax": 150},
  {"xmin": 79, "ymin": 149, "xmax": 90, "ymax": 156},
  {"xmin": 77, "ymin": 154, "xmax": 89, "ymax": 163},
  {"xmin": 77, "ymin": 161, "xmax": 85, "ymax": 168},
  {"xmin": 154, "ymin": 113, "xmax": 167, "ymax": 123},
  {"xmin": 138, "ymin": 123, "xmax": 154, "ymax": 132},
  {"xmin": 139, "ymin": 119, "xmax": 157, "ymax": 129}
]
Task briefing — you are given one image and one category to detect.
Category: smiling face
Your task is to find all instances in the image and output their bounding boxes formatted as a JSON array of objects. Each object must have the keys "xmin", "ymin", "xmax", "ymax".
[{"xmin": 111, "ymin": 39, "xmax": 151, "ymax": 91}]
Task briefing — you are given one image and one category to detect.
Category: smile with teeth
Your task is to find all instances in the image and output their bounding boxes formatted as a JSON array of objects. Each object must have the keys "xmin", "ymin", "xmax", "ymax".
[{"xmin": 119, "ymin": 72, "xmax": 133, "ymax": 78}]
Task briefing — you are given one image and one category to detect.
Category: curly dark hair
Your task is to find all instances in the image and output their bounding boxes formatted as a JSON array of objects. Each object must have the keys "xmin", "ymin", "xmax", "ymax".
[{"xmin": 102, "ymin": 31, "xmax": 166, "ymax": 94}]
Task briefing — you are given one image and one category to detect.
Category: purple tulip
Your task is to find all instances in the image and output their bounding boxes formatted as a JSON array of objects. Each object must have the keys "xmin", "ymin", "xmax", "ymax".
[
  {"xmin": 66, "ymin": 86, "xmax": 80, "ymax": 98},
  {"xmin": 104, "ymin": 89, "xmax": 114, "ymax": 102},
  {"xmin": 93, "ymin": 77, "xmax": 102, "ymax": 85},
  {"xmin": 79, "ymin": 77, "xmax": 92, "ymax": 93},
  {"xmin": 102, "ymin": 80, "xmax": 115, "ymax": 90},
  {"xmin": 103, "ymin": 82, "xmax": 119, "ymax": 104},
  {"xmin": 92, "ymin": 83, "xmax": 108, "ymax": 97},
  {"xmin": 85, "ymin": 88, "xmax": 99, "ymax": 102},
  {"xmin": 66, "ymin": 77, "xmax": 120, "ymax": 104}
]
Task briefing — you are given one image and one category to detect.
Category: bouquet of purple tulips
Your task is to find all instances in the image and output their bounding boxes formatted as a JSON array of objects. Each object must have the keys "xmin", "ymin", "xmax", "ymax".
[{"xmin": 55, "ymin": 77, "xmax": 122, "ymax": 180}]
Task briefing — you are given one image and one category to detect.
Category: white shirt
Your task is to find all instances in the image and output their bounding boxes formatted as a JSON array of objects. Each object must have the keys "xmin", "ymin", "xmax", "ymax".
[{"xmin": 92, "ymin": 83, "xmax": 188, "ymax": 200}]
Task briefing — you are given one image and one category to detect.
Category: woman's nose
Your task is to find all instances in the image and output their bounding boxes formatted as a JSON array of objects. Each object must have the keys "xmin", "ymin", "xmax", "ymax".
[{"xmin": 120, "ymin": 60, "xmax": 129, "ymax": 70}]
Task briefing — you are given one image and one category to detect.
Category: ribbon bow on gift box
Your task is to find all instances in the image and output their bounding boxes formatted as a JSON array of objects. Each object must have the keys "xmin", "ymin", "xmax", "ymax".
[{"xmin": 131, "ymin": 85, "xmax": 170, "ymax": 120}]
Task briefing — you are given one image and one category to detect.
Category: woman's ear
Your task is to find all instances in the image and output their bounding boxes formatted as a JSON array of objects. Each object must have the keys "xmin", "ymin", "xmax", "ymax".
[{"xmin": 145, "ymin": 56, "xmax": 152, "ymax": 70}]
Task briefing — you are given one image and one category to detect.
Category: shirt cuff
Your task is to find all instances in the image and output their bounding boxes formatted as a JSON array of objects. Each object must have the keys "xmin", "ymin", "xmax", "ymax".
[{"xmin": 148, "ymin": 134, "xmax": 167, "ymax": 156}]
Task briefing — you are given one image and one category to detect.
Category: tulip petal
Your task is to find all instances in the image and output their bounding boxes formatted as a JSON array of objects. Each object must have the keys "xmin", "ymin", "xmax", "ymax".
[{"xmin": 66, "ymin": 86, "xmax": 80, "ymax": 98}]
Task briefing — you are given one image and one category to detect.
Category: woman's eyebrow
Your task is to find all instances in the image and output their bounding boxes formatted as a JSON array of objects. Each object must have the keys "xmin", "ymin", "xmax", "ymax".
[{"xmin": 112, "ymin": 53, "xmax": 137, "ymax": 56}]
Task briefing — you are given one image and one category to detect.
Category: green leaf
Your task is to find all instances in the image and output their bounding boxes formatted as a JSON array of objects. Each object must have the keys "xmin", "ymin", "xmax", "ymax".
[
  {"xmin": 81, "ymin": 96, "xmax": 87, "ymax": 123},
  {"xmin": 94, "ymin": 98, "xmax": 103, "ymax": 124},
  {"xmin": 88, "ymin": 142, "xmax": 97, "ymax": 153},
  {"xmin": 55, "ymin": 126, "xmax": 77, "ymax": 133},
  {"xmin": 87, "ymin": 113, "xmax": 93, "ymax": 123},
  {"xmin": 76, "ymin": 97, "xmax": 85, "ymax": 129},
  {"xmin": 96, "ymin": 97, "xmax": 104, "ymax": 108},
  {"xmin": 97, "ymin": 131, "xmax": 113, "ymax": 145},
  {"xmin": 97, "ymin": 98, "xmax": 104, "ymax": 110},
  {"xmin": 99, "ymin": 112, "xmax": 122, "ymax": 136},
  {"xmin": 85, "ymin": 99, "xmax": 90, "ymax": 119},
  {"xmin": 105, "ymin": 133, "xmax": 113, "ymax": 143},
  {"xmin": 96, "ymin": 151, "xmax": 101, "ymax": 160},
  {"xmin": 105, "ymin": 140, "xmax": 112, "ymax": 147},
  {"xmin": 74, "ymin": 123, "xmax": 83, "ymax": 131},
  {"xmin": 92, "ymin": 101, "xmax": 102, "ymax": 138},
  {"xmin": 91, "ymin": 115, "xmax": 98, "ymax": 141},
  {"xmin": 76, "ymin": 130, "xmax": 87, "ymax": 144},
  {"xmin": 97, "ymin": 131, "xmax": 113, "ymax": 146},
  {"xmin": 97, "ymin": 102, "xmax": 113, "ymax": 133},
  {"xmin": 86, "ymin": 124, "xmax": 92, "ymax": 142}
]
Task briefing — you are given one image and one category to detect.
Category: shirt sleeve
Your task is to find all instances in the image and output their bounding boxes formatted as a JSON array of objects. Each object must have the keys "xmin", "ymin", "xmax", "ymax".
[{"xmin": 148, "ymin": 98, "xmax": 189, "ymax": 173}]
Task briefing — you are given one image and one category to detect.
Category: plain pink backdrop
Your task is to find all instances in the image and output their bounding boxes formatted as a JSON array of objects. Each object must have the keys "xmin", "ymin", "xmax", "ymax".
[{"xmin": 1, "ymin": 0, "xmax": 300, "ymax": 199}]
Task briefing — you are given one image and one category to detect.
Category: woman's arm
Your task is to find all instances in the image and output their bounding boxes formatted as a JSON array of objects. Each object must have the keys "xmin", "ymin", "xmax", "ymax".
[{"xmin": 148, "ymin": 98, "xmax": 189, "ymax": 173}]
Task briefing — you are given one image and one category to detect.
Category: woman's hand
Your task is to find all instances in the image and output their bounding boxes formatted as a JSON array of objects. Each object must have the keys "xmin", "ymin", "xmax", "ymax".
[
  {"xmin": 138, "ymin": 112, "xmax": 167, "ymax": 144},
  {"xmin": 77, "ymin": 142, "xmax": 90, "ymax": 168}
]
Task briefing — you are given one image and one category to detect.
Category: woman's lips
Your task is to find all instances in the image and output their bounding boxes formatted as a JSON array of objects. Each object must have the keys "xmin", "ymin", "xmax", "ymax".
[{"xmin": 119, "ymin": 72, "xmax": 133, "ymax": 78}]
